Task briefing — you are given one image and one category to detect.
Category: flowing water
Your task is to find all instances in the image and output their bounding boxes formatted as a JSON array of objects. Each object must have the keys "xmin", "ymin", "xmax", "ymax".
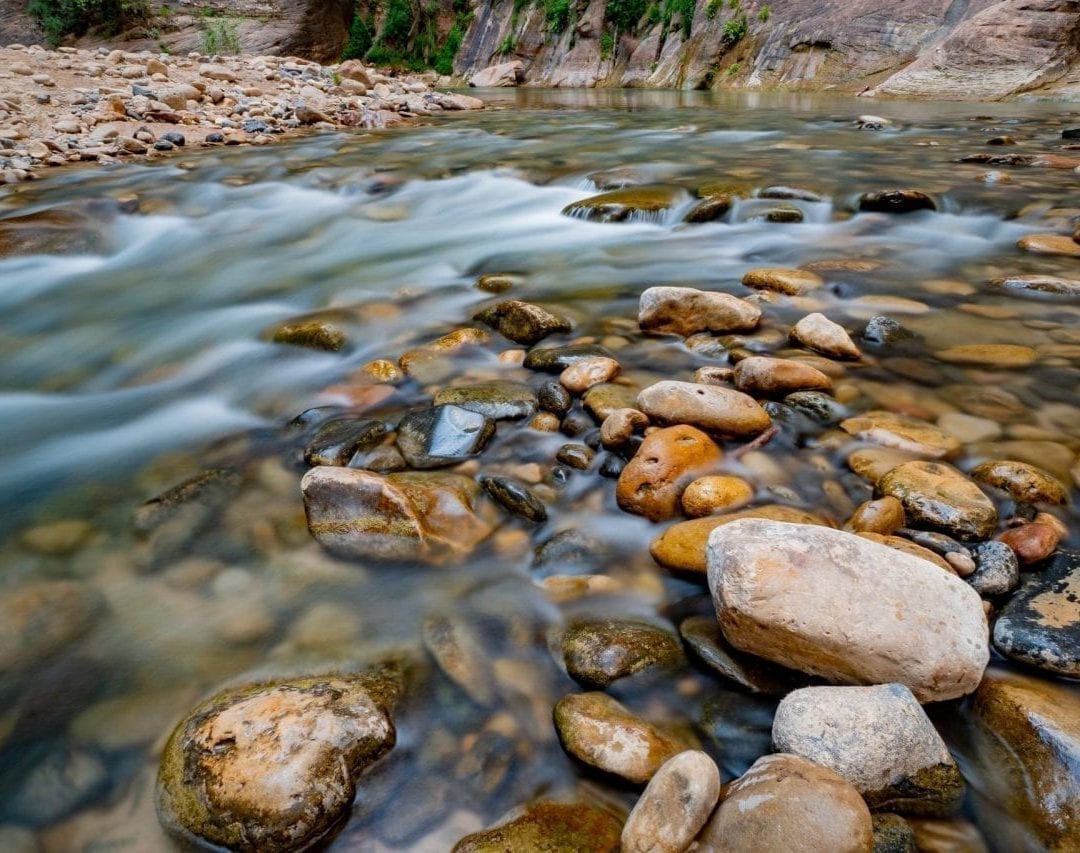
[{"xmin": 1, "ymin": 89, "xmax": 1078, "ymax": 850}]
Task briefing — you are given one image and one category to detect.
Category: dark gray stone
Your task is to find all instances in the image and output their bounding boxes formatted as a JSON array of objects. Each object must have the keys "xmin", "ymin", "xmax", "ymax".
[
  {"xmin": 523, "ymin": 344, "xmax": 613, "ymax": 373},
  {"xmin": 480, "ymin": 475, "xmax": 547, "ymax": 522},
  {"xmin": 433, "ymin": 381, "xmax": 536, "ymax": 421},
  {"xmin": 968, "ymin": 541, "xmax": 1020, "ymax": 596},
  {"xmin": 304, "ymin": 418, "xmax": 387, "ymax": 466},
  {"xmin": 396, "ymin": 406, "xmax": 494, "ymax": 469},
  {"xmin": 858, "ymin": 190, "xmax": 936, "ymax": 214}
]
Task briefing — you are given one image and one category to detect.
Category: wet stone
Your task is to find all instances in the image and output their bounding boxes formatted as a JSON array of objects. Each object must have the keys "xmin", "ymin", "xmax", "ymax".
[
  {"xmin": 877, "ymin": 461, "xmax": 997, "ymax": 541},
  {"xmin": 267, "ymin": 318, "xmax": 347, "ymax": 351},
  {"xmin": 1018, "ymin": 234, "xmax": 1080, "ymax": 257},
  {"xmin": 741, "ymin": 266, "xmax": 824, "ymax": 295},
  {"xmin": 560, "ymin": 356, "xmax": 620, "ymax": 394},
  {"xmin": 524, "ymin": 343, "xmax": 614, "ymax": 373},
  {"xmin": 303, "ymin": 418, "xmax": 386, "ymax": 466},
  {"xmin": 772, "ymin": 684, "xmax": 964, "ymax": 815},
  {"xmin": 474, "ymin": 299, "xmax": 571, "ymax": 345},
  {"xmin": 859, "ymin": 190, "xmax": 936, "ymax": 214},
  {"xmin": 621, "ymin": 750, "xmax": 721, "ymax": 853},
  {"xmin": 636, "ymin": 381, "xmax": 771, "ymax": 438},
  {"xmin": 479, "ymin": 475, "xmax": 547, "ymax": 522},
  {"xmin": 433, "ymin": 381, "xmax": 537, "ymax": 420},
  {"xmin": 841, "ymin": 411, "xmax": 960, "ymax": 458},
  {"xmin": 967, "ymin": 540, "xmax": 1020, "ymax": 596},
  {"xmin": 537, "ymin": 378, "xmax": 572, "ymax": 415},
  {"xmin": 993, "ymin": 274, "xmax": 1080, "ymax": 297},
  {"xmin": 872, "ymin": 814, "xmax": 918, "ymax": 853},
  {"xmin": 993, "ymin": 550, "xmax": 1080, "ymax": 677},
  {"xmin": 422, "ymin": 612, "xmax": 495, "ymax": 706},
  {"xmin": 556, "ymin": 443, "xmax": 595, "ymax": 470},
  {"xmin": 970, "ymin": 459, "xmax": 1067, "ymax": 505},
  {"xmin": 0, "ymin": 580, "xmax": 103, "ymax": 683},
  {"xmin": 682, "ymin": 194, "xmax": 732, "ymax": 223},
  {"xmin": 396, "ymin": 405, "xmax": 495, "ymax": 469},
  {"xmin": 561, "ymin": 185, "xmax": 685, "ymax": 223},
  {"xmin": 638, "ymin": 286, "xmax": 761, "ymax": 336},
  {"xmin": 156, "ymin": 670, "xmax": 400, "ymax": 852},
  {"xmin": 584, "ymin": 383, "xmax": 640, "ymax": 422},
  {"xmin": 452, "ymin": 801, "xmax": 622, "ymax": 852},
  {"xmin": 733, "ymin": 356, "xmax": 832, "ymax": 396},
  {"xmin": 679, "ymin": 614, "xmax": 801, "ymax": 695},
  {"xmin": 848, "ymin": 496, "xmax": 906, "ymax": 535},
  {"xmin": 681, "ymin": 474, "xmax": 754, "ymax": 517},
  {"xmin": 8, "ymin": 745, "xmax": 109, "ymax": 826},
  {"xmin": 998, "ymin": 521, "xmax": 1061, "ymax": 565},
  {"xmin": 864, "ymin": 315, "xmax": 915, "ymax": 345},
  {"xmin": 791, "ymin": 313, "xmax": 862, "ymax": 360},
  {"xmin": 562, "ymin": 618, "xmax": 684, "ymax": 688},
  {"xmin": 616, "ymin": 425, "xmax": 723, "ymax": 521},
  {"xmin": 553, "ymin": 692, "xmax": 692, "ymax": 783},
  {"xmin": 785, "ymin": 390, "xmax": 848, "ymax": 424},
  {"xmin": 935, "ymin": 344, "xmax": 1037, "ymax": 368}
]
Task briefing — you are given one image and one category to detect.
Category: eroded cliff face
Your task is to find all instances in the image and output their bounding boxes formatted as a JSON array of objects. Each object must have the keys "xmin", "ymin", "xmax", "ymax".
[{"xmin": 455, "ymin": 0, "xmax": 1080, "ymax": 99}]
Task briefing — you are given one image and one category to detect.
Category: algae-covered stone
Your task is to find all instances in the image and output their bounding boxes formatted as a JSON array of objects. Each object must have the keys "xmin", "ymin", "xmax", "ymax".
[
  {"xmin": 970, "ymin": 460, "xmax": 1067, "ymax": 505},
  {"xmin": 266, "ymin": 319, "xmax": 346, "ymax": 352},
  {"xmin": 562, "ymin": 186, "xmax": 685, "ymax": 223},
  {"xmin": 524, "ymin": 343, "xmax": 614, "ymax": 373},
  {"xmin": 433, "ymin": 381, "xmax": 538, "ymax": 420},
  {"xmin": 479, "ymin": 474, "xmax": 547, "ymax": 522},
  {"xmin": 303, "ymin": 418, "xmax": 387, "ymax": 467},
  {"xmin": 562, "ymin": 618, "xmax": 684, "ymax": 688},
  {"xmin": 473, "ymin": 299, "xmax": 572, "ymax": 345},
  {"xmin": 157, "ymin": 669, "xmax": 401, "ymax": 851},
  {"xmin": 452, "ymin": 801, "xmax": 622, "ymax": 852},
  {"xmin": 872, "ymin": 814, "xmax": 918, "ymax": 852},
  {"xmin": 876, "ymin": 461, "xmax": 997, "ymax": 541}
]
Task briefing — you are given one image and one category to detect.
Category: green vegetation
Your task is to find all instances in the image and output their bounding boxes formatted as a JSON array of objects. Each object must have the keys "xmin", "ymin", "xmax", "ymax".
[
  {"xmin": 342, "ymin": 12, "xmax": 376, "ymax": 60},
  {"xmin": 434, "ymin": 15, "xmax": 468, "ymax": 74},
  {"xmin": 728, "ymin": 0, "xmax": 739, "ymax": 8},
  {"xmin": 669, "ymin": 0, "xmax": 695, "ymax": 38},
  {"xmin": 727, "ymin": 60, "xmax": 740, "ymax": 75},
  {"xmin": 705, "ymin": 0, "xmax": 721, "ymax": 20},
  {"xmin": 758, "ymin": 5, "xmax": 770, "ymax": 21},
  {"xmin": 606, "ymin": 0, "xmax": 648, "ymax": 32},
  {"xmin": 200, "ymin": 17, "xmax": 241, "ymax": 55},
  {"xmin": 496, "ymin": 32, "xmax": 517, "ymax": 55},
  {"xmin": 544, "ymin": 0, "xmax": 573, "ymax": 33},
  {"xmin": 721, "ymin": 13, "xmax": 747, "ymax": 42},
  {"xmin": 599, "ymin": 30, "xmax": 614, "ymax": 59},
  {"xmin": 340, "ymin": 0, "xmax": 472, "ymax": 74},
  {"xmin": 28, "ymin": 0, "xmax": 149, "ymax": 45}
]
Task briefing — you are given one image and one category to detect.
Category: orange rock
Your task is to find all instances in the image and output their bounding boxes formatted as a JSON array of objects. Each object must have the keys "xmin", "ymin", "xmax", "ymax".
[
  {"xmin": 998, "ymin": 523, "xmax": 1061, "ymax": 565},
  {"xmin": 617, "ymin": 426, "xmax": 723, "ymax": 521}
]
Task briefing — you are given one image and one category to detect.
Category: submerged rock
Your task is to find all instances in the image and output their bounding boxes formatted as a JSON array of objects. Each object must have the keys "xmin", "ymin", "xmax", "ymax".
[
  {"xmin": 993, "ymin": 274, "xmax": 1080, "ymax": 297},
  {"xmin": 680, "ymin": 614, "xmax": 802, "ymax": 695},
  {"xmin": 621, "ymin": 751, "xmax": 720, "ymax": 853},
  {"xmin": 396, "ymin": 405, "xmax": 495, "ymax": 469},
  {"xmin": 772, "ymin": 684, "xmax": 963, "ymax": 815},
  {"xmin": 433, "ymin": 381, "xmax": 537, "ymax": 420},
  {"xmin": 473, "ymin": 299, "xmax": 571, "ymax": 345},
  {"xmin": 479, "ymin": 474, "xmax": 547, "ymax": 522},
  {"xmin": 616, "ymin": 425, "xmax": 723, "ymax": 521},
  {"xmin": 562, "ymin": 618, "xmax": 684, "ymax": 688},
  {"xmin": 733, "ymin": 356, "xmax": 832, "ymax": 396},
  {"xmin": 680, "ymin": 474, "xmax": 754, "ymax": 517},
  {"xmin": 638, "ymin": 286, "xmax": 761, "ymax": 336},
  {"xmin": 636, "ymin": 381, "xmax": 771, "ymax": 438},
  {"xmin": 696, "ymin": 753, "xmax": 873, "ymax": 852},
  {"xmin": 741, "ymin": 267, "xmax": 824, "ymax": 295},
  {"xmin": 267, "ymin": 318, "xmax": 347, "ymax": 351},
  {"xmin": 524, "ymin": 343, "xmax": 614, "ymax": 373},
  {"xmin": 841, "ymin": 411, "xmax": 960, "ymax": 459},
  {"xmin": 791, "ymin": 313, "xmax": 862, "ymax": 359},
  {"xmin": 993, "ymin": 550, "xmax": 1080, "ymax": 677},
  {"xmin": 967, "ymin": 540, "xmax": 1020, "ymax": 596},
  {"xmin": 303, "ymin": 418, "xmax": 386, "ymax": 466},
  {"xmin": 301, "ymin": 468, "xmax": 494, "ymax": 563},
  {"xmin": 0, "ymin": 580, "xmax": 103, "ymax": 681},
  {"xmin": 561, "ymin": 186, "xmax": 685, "ymax": 223},
  {"xmin": 858, "ymin": 190, "xmax": 936, "ymax": 214},
  {"xmin": 453, "ymin": 801, "xmax": 622, "ymax": 852},
  {"xmin": 157, "ymin": 670, "xmax": 400, "ymax": 851},
  {"xmin": 876, "ymin": 461, "xmax": 997, "ymax": 541},
  {"xmin": 707, "ymin": 520, "xmax": 989, "ymax": 702}
]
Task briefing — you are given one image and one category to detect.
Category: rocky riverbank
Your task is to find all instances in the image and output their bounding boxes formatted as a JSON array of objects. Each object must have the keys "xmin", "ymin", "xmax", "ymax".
[{"xmin": 0, "ymin": 43, "xmax": 482, "ymax": 184}]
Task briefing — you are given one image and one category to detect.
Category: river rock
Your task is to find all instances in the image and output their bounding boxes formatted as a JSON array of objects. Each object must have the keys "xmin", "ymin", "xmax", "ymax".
[
  {"xmin": 301, "ymin": 468, "xmax": 494, "ymax": 563},
  {"xmin": 696, "ymin": 753, "xmax": 873, "ymax": 853},
  {"xmin": 561, "ymin": 186, "xmax": 685, "ymax": 223},
  {"xmin": 0, "ymin": 581, "xmax": 103, "ymax": 681},
  {"xmin": 636, "ymin": 381, "xmax": 770, "ymax": 438},
  {"xmin": 993, "ymin": 550, "xmax": 1080, "ymax": 677},
  {"xmin": 616, "ymin": 425, "xmax": 723, "ymax": 521},
  {"xmin": 303, "ymin": 418, "xmax": 386, "ymax": 466},
  {"xmin": 638, "ymin": 286, "xmax": 761, "ymax": 336},
  {"xmin": 772, "ymin": 684, "xmax": 963, "ymax": 814},
  {"xmin": 872, "ymin": 814, "xmax": 918, "ymax": 852},
  {"xmin": 651, "ymin": 505, "xmax": 830, "ymax": 574},
  {"xmin": 681, "ymin": 474, "xmax": 754, "ymax": 517},
  {"xmin": 707, "ymin": 520, "xmax": 989, "ymax": 702},
  {"xmin": 848, "ymin": 496, "xmax": 906, "ymax": 534},
  {"xmin": 396, "ymin": 405, "xmax": 495, "ymax": 468},
  {"xmin": 1018, "ymin": 233, "xmax": 1080, "ymax": 257},
  {"xmin": 562, "ymin": 618, "xmax": 684, "ymax": 688},
  {"xmin": 268, "ymin": 318, "xmax": 346, "ymax": 351},
  {"xmin": 876, "ymin": 461, "xmax": 997, "ymax": 540},
  {"xmin": 935, "ymin": 344, "xmax": 1037, "ymax": 368},
  {"xmin": 791, "ymin": 313, "xmax": 862, "ymax": 359},
  {"xmin": 560, "ymin": 356, "xmax": 620, "ymax": 394},
  {"xmin": 524, "ymin": 343, "xmax": 613, "ymax": 373},
  {"xmin": 538, "ymin": 378, "xmax": 573, "ymax": 415},
  {"xmin": 584, "ymin": 383, "xmax": 639, "ymax": 422},
  {"xmin": 433, "ymin": 381, "xmax": 537, "ymax": 420},
  {"xmin": 858, "ymin": 190, "xmax": 936, "ymax": 214},
  {"xmin": 621, "ymin": 750, "xmax": 720, "ymax": 853},
  {"xmin": 679, "ymin": 614, "xmax": 802, "ymax": 695},
  {"xmin": 19, "ymin": 518, "xmax": 95, "ymax": 555},
  {"xmin": 785, "ymin": 389, "xmax": 849, "ymax": 424},
  {"xmin": 157, "ymin": 669, "xmax": 400, "ymax": 851},
  {"xmin": 970, "ymin": 460, "xmax": 1067, "ymax": 504},
  {"xmin": 994, "ymin": 274, "xmax": 1080, "ymax": 297},
  {"xmin": 422, "ymin": 612, "xmax": 495, "ymax": 705},
  {"xmin": 468, "ymin": 60, "xmax": 524, "ymax": 87},
  {"xmin": 998, "ymin": 521, "xmax": 1061, "ymax": 565},
  {"xmin": 966, "ymin": 669, "xmax": 1080, "ymax": 850},
  {"xmin": 473, "ymin": 299, "xmax": 571, "ymax": 344},
  {"xmin": 733, "ymin": 356, "xmax": 832, "ymax": 396},
  {"xmin": 553, "ymin": 692, "xmax": 691, "ymax": 783},
  {"xmin": 741, "ymin": 267, "xmax": 825, "ymax": 295},
  {"xmin": 601, "ymin": 407, "xmax": 649, "ymax": 447},
  {"xmin": 453, "ymin": 801, "xmax": 622, "ymax": 852},
  {"xmin": 841, "ymin": 411, "xmax": 960, "ymax": 458},
  {"xmin": 966, "ymin": 540, "xmax": 1020, "ymax": 596},
  {"xmin": 858, "ymin": 532, "xmax": 953, "ymax": 572},
  {"xmin": 479, "ymin": 474, "xmax": 547, "ymax": 522}
]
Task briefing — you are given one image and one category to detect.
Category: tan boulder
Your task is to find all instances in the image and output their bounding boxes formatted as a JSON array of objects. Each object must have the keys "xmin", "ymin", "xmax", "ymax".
[
  {"xmin": 636, "ymin": 381, "xmax": 770, "ymax": 438},
  {"xmin": 733, "ymin": 356, "xmax": 832, "ymax": 396},
  {"xmin": 841, "ymin": 410, "xmax": 960, "ymax": 458},
  {"xmin": 876, "ymin": 461, "xmax": 997, "ymax": 541},
  {"xmin": 453, "ymin": 801, "xmax": 622, "ymax": 852},
  {"xmin": 622, "ymin": 751, "xmax": 721, "ymax": 853},
  {"xmin": 970, "ymin": 460, "xmax": 1067, "ymax": 504},
  {"xmin": 791, "ymin": 313, "xmax": 862, "ymax": 359},
  {"xmin": 560, "ymin": 356, "xmax": 620, "ymax": 394},
  {"xmin": 741, "ymin": 267, "xmax": 825, "ymax": 295},
  {"xmin": 707, "ymin": 520, "xmax": 989, "ymax": 702},
  {"xmin": 638, "ymin": 286, "xmax": 761, "ymax": 336},
  {"xmin": 616, "ymin": 425, "xmax": 723, "ymax": 521},
  {"xmin": 935, "ymin": 344, "xmax": 1037, "ymax": 368}
]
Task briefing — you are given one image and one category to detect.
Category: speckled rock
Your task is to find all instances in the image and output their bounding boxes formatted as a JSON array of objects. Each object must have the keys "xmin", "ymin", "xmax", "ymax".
[
  {"xmin": 707, "ymin": 520, "xmax": 989, "ymax": 702},
  {"xmin": 967, "ymin": 540, "xmax": 1020, "ymax": 596},
  {"xmin": 562, "ymin": 618, "xmax": 685, "ymax": 688},
  {"xmin": 473, "ymin": 299, "xmax": 571, "ymax": 344},
  {"xmin": 636, "ymin": 381, "xmax": 771, "ymax": 438},
  {"xmin": 638, "ymin": 286, "xmax": 761, "ymax": 336},
  {"xmin": 733, "ymin": 356, "xmax": 832, "ymax": 396},
  {"xmin": 876, "ymin": 460, "xmax": 997, "ymax": 541},
  {"xmin": 966, "ymin": 669, "xmax": 1080, "ymax": 851},
  {"xmin": 848, "ymin": 496, "xmax": 906, "ymax": 535},
  {"xmin": 616, "ymin": 425, "xmax": 723, "ymax": 521},
  {"xmin": 554, "ymin": 692, "xmax": 692, "ymax": 784},
  {"xmin": 452, "ymin": 801, "xmax": 622, "ymax": 852},
  {"xmin": 791, "ymin": 313, "xmax": 862, "ymax": 360},
  {"xmin": 742, "ymin": 267, "xmax": 825, "ymax": 295},
  {"xmin": 872, "ymin": 814, "xmax": 918, "ymax": 853},
  {"xmin": 156, "ymin": 669, "xmax": 400, "ymax": 852},
  {"xmin": 681, "ymin": 475, "xmax": 754, "ymax": 517},
  {"xmin": 651, "ymin": 505, "xmax": 830, "ymax": 574},
  {"xmin": 621, "ymin": 751, "xmax": 721, "ymax": 853},
  {"xmin": 301, "ymin": 468, "xmax": 495, "ymax": 563},
  {"xmin": 841, "ymin": 411, "xmax": 960, "ymax": 459},
  {"xmin": 696, "ymin": 753, "xmax": 873, "ymax": 853},
  {"xmin": 772, "ymin": 684, "xmax": 963, "ymax": 815},
  {"xmin": 971, "ymin": 460, "xmax": 1067, "ymax": 505},
  {"xmin": 993, "ymin": 550, "xmax": 1080, "ymax": 677}
]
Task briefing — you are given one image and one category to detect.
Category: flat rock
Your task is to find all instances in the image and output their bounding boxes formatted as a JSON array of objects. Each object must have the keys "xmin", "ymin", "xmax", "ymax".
[
  {"xmin": 970, "ymin": 459, "xmax": 1067, "ymax": 504},
  {"xmin": 554, "ymin": 692, "xmax": 692, "ymax": 784},
  {"xmin": 876, "ymin": 461, "xmax": 997, "ymax": 541},
  {"xmin": 841, "ymin": 411, "xmax": 960, "ymax": 458},
  {"xmin": 791, "ymin": 313, "xmax": 862, "ymax": 359},
  {"xmin": 524, "ymin": 343, "xmax": 613, "ymax": 373},
  {"xmin": 301, "ymin": 468, "xmax": 495, "ymax": 563},
  {"xmin": 742, "ymin": 267, "xmax": 824, "ymax": 295},
  {"xmin": 638, "ymin": 286, "xmax": 761, "ymax": 336},
  {"xmin": 433, "ymin": 381, "xmax": 537, "ymax": 420},
  {"xmin": 993, "ymin": 274, "xmax": 1080, "ymax": 297},
  {"xmin": 473, "ymin": 299, "xmax": 571, "ymax": 345},
  {"xmin": 935, "ymin": 344, "xmax": 1037, "ymax": 368},
  {"xmin": 562, "ymin": 186, "xmax": 685, "ymax": 223},
  {"xmin": 651, "ymin": 505, "xmax": 830, "ymax": 574},
  {"xmin": 1018, "ymin": 234, "xmax": 1080, "ymax": 257},
  {"xmin": 772, "ymin": 684, "xmax": 963, "ymax": 814},
  {"xmin": 636, "ymin": 381, "xmax": 770, "ymax": 438},
  {"xmin": 707, "ymin": 520, "xmax": 989, "ymax": 702},
  {"xmin": 452, "ymin": 801, "xmax": 621, "ymax": 852},
  {"xmin": 733, "ymin": 356, "xmax": 832, "ymax": 396},
  {"xmin": 562, "ymin": 618, "xmax": 684, "ymax": 688},
  {"xmin": 696, "ymin": 753, "xmax": 873, "ymax": 853},
  {"xmin": 993, "ymin": 550, "xmax": 1080, "ymax": 677},
  {"xmin": 680, "ymin": 614, "xmax": 803, "ymax": 695},
  {"xmin": 157, "ymin": 669, "xmax": 400, "ymax": 851},
  {"xmin": 621, "ymin": 751, "xmax": 720, "ymax": 853},
  {"xmin": 616, "ymin": 425, "xmax": 723, "ymax": 521},
  {"xmin": 396, "ymin": 405, "xmax": 495, "ymax": 468}
]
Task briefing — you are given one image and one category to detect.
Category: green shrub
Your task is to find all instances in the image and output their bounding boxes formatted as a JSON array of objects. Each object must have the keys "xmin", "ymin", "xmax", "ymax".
[
  {"xmin": 727, "ymin": 60, "xmax": 740, "ymax": 75},
  {"xmin": 758, "ymin": 5, "xmax": 770, "ymax": 21},
  {"xmin": 342, "ymin": 13, "xmax": 375, "ymax": 60},
  {"xmin": 728, "ymin": 0, "xmax": 739, "ymax": 8},
  {"xmin": 606, "ymin": 0, "xmax": 648, "ymax": 32},
  {"xmin": 670, "ymin": 0, "xmax": 694, "ymax": 37},
  {"xmin": 29, "ymin": 0, "xmax": 149, "ymax": 45},
  {"xmin": 381, "ymin": 0, "xmax": 414, "ymax": 45},
  {"xmin": 599, "ymin": 29, "xmax": 614, "ymax": 58},
  {"xmin": 496, "ymin": 32, "xmax": 516, "ymax": 55},
  {"xmin": 434, "ymin": 16, "xmax": 468, "ymax": 74},
  {"xmin": 201, "ymin": 18, "xmax": 240, "ymax": 54},
  {"xmin": 544, "ymin": 0, "xmax": 573, "ymax": 32},
  {"xmin": 721, "ymin": 13, "xmax": 746, "ymax": 42},
  {"xmin": 705, "ymin": 0, "xmax": 722, "ymax": 20}
]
